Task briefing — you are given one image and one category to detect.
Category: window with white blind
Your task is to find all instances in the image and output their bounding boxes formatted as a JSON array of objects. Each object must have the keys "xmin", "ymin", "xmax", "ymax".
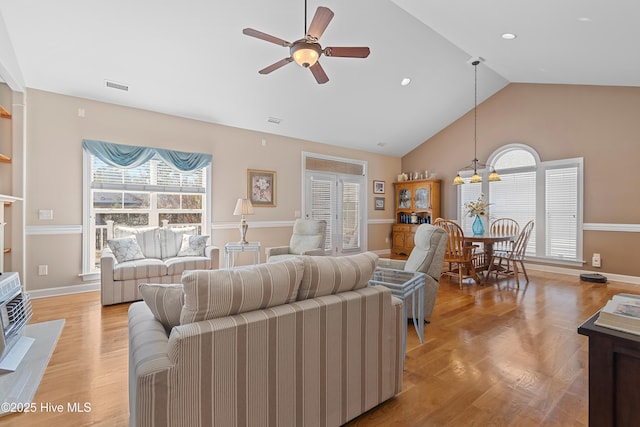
[
  {"xmin": 83, "ymin": 154, "xmax": 210, "ymax": 274},
  {"xmin": 457, "ymin": 144, "xmax": 583, "ymax": 264},
  {"xmin": 303, "ymin": 153, "xmax": 367, "ymax": 256}
]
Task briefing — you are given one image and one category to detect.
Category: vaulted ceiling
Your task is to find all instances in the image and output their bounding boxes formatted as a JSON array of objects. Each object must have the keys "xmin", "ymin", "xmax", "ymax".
[{"xmin": 0, "ymin": 0, "xmax": 637, "ymax": 157}]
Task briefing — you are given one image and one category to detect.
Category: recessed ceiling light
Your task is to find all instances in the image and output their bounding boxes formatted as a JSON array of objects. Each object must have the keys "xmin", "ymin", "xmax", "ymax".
[
  {"xmin": 577, "ymin": 17, "xmax": 592, "ymax": 22},
  {"xmin": 400, "ymin": 77, "xmax": 411, "ymax": 86},
  {"xmin": 501, "ymin": 33, "xmax": 517, "ymax": 40}
]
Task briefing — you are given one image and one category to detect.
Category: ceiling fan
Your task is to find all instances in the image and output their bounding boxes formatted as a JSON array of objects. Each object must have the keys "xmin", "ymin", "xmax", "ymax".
[{"xmin": 242, "ymin": 2, "xmax": 370, "ymax": 84}]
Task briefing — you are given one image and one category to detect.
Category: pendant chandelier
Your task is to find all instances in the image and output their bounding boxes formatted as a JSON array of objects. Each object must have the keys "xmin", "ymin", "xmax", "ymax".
[{"xmin": 453, "ymin": 59, "xmax": 501, "ymax": 185}]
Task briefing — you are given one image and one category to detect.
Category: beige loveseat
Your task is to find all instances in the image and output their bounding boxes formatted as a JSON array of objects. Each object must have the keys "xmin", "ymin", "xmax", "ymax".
[
  {"xmin": 101, "ymin": 224, "xmax": 219, "ymax": 305},
  {"xmin": 128, "ymin": 252, "xmax": 403, "ymax": 427}
]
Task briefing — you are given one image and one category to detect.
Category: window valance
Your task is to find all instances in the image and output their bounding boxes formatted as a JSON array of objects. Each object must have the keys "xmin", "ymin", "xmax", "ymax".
[{"xmin": 82, "ymin": 139, "xmax": 212, "ymax": 172}]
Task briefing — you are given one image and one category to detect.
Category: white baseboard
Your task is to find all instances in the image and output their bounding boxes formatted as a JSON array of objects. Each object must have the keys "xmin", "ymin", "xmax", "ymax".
[
  {"xmin": 525, "ymin": 263, "xmax": 640, "ymax": 285},
  {"xmin": 27, "ymin": 282, "xmax": 101, "ymax": 299}
]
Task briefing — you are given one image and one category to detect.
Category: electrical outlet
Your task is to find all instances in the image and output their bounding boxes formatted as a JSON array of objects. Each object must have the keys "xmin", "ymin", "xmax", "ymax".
[
  {"xmin": 38, "ymin": 265, "xmax": 48, "ymax": 276},
  {"xmin": 592, "ymin": 253, "xmax": 601, "ymax": 268}
]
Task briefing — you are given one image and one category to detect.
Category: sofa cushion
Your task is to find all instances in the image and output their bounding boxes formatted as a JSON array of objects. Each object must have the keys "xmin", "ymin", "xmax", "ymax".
[
  {"xmin": 113, "ymin": 258, "xmax": 168, "ymax": 281},
  {"xmin": 115, "ymin": 226, "xmax": 162, "ymax": 259},
  {"xmin": 139, "ymin": 283, "xmax": 184, "ymax": 331},
  {"xmin": 177, "ymin": 234, "xmax": 209, "ymax": 257},
  {"xmin": 290, "ymin": 234, "xmax": 324, "ymax": 255},
  {"xmin": 108, "ymin": 236, "xmax": 146, "ymax": 263},
  {"xmin": 180, "ymin": 258, "xmax": 305, "ymax": 324},
  {"xmin": 297, "ymin": 252, "xmax": 378, "ymax": 300},
  {"xmin": 159, "ymin": 227, "xmax": 197, "ymax": 258},
  {"xmin": 165, "ymin": 256, "xmax": 211, "ymax": 276}
]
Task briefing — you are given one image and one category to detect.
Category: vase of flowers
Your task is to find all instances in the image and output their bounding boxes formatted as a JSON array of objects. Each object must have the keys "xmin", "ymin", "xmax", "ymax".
[{"xmin": 464, "ymin": 194, "xmax": 491, "ymax": 236}]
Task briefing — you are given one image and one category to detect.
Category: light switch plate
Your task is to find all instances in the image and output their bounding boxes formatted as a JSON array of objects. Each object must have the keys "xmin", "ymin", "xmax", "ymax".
[{"xmin": 38, "ymin": 209, "xmax": 53, "ymax": 220}]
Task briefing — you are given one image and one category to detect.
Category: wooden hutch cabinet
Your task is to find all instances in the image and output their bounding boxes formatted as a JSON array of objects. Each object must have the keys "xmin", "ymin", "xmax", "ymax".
[{"xmin": 392, "ymin": 179, "xmax": 441, "ymax": 257}]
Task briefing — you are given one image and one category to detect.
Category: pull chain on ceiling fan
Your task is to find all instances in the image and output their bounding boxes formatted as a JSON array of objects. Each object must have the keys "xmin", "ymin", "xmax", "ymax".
[{"xmin": 242, "ymin": 0, "xmax": 370, "ymax": 84}]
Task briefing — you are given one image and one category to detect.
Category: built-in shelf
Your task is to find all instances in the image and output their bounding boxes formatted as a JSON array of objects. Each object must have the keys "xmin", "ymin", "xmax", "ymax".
[{"xmin": 0, "ymin": 105, "xmax": 10, "ymax": 119}]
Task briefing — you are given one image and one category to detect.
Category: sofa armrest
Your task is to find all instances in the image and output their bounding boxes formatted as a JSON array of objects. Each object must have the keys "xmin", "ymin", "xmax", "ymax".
[
  {"xmin": 101, "ymin": 247, "xmax": 117, "ymax": 268},
  {"xmin": 265, "ymin": 246, "xmax": 290, "ymax": 259},
  {"xmin": 100, "ymin": 248, "xmax": 117, "ymax": 305},
  {"xmin": 300, "ymin": 248, "xmax": 325, "ymax": 256},
  {"xmin": 377, "ymin": 258, "xmax": 407, "ymax": 270},
  {"xmin": 128, "ymin": 302, "xmax": 174, "ymax": 427},
  {"xmin": 205, "ymin": 245, "xmax": 220, "ymax": 269}
]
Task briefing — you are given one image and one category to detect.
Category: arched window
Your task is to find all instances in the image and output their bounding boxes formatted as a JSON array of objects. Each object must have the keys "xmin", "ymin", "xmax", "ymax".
[{"xmin": 457, "ymin": 143, "xmax": 583, "ymax": 264}]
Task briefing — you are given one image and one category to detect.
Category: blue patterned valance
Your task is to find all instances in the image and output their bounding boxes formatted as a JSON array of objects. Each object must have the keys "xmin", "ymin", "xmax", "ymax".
[{"xmin": 82, "ymin": 139, "xmax": 212, "ymax": 172}]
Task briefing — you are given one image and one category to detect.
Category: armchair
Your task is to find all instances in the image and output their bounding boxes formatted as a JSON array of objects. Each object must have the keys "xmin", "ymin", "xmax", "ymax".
[
  {"xmin": 377, "ymin": 224, "xmax": 447, "ymax": 320},
  {"xmin": 266, "ymin": 219, "xmax": 327, "ymax": 262}
]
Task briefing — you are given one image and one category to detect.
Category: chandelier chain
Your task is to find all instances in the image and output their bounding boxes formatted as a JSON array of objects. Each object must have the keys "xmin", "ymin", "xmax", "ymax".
[{"xmin": 474, "ymin": 61, "xmax": 478, "ymax": 164}]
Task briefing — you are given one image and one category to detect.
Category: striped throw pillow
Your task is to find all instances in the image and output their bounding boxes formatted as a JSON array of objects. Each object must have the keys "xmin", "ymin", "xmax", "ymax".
[
  {"xmin": 180, "ymin": 258, "xmax": 305, "ymax": 324},
  {"xmin": 139, "ymin": 283, "xmax": 184, "ymax": 332},
  {"xmin": 297, "ymin": 252, "xmax": 378, "ymax": 300}
]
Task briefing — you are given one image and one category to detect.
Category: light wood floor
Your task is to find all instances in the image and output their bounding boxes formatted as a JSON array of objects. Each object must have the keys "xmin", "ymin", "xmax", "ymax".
[{"xmin": 2, "ymin": 270, "xmax": 636, "ymax": 426}]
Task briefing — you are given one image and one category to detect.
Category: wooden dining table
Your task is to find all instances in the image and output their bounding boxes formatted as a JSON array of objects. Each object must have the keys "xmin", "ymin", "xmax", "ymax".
[{"xmin": 463, "ymin": 233, "xmax": 516, "ymax": 283}]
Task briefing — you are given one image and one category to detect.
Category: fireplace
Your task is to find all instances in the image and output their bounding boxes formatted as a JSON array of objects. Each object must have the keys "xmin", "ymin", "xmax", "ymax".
[{"xmin": 0, "ymin": 272, "xmax": 32, "ymax": 370}]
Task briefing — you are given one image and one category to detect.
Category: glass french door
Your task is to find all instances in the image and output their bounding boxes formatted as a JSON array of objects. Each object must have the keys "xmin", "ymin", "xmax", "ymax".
[{"xmin": 304, "ymin": 171, "xmax": 365, "ymax": 256}]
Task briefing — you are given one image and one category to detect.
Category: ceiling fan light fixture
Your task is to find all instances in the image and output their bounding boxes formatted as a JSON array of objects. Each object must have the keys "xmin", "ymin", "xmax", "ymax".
[{"xmin": 291, "ymin": 41, "xmax": 321, "ymax": 68}]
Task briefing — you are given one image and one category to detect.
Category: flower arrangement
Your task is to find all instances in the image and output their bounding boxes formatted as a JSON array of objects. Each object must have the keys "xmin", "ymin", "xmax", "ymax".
[{"xmin": 464, "ymin": 193, "xmax": 491, "ymax": 217}]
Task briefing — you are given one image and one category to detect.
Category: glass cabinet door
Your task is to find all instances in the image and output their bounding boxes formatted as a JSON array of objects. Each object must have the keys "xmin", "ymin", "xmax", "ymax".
[
  {"xmin": 414, "ymin": 186, "xmax": 430, "ymax": 209},
  {"xmin": 398, "ymin": 189, "xmax": 411, "ymax": 209}
]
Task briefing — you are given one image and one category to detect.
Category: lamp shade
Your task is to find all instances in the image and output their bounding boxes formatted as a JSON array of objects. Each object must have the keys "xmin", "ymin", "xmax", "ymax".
[
  {"xmin": 453, "ymin": 174, "xmax": 465, "ymax": 185},
  {"xmin": 233, "ymin": 198, "xmax": 254, "ymax": 216}
]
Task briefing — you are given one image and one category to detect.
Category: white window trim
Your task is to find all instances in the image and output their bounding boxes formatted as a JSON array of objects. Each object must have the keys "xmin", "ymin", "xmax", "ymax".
[
  {"xmin": 301, "ymin": 152, "xmax": 368, "ymax": 255},
  {"xmin": 457, "ymin": 144, "xmax": 584, "ymax": 266},
  {"xmin": 82, "ymin": 150, "xmax": 212, "ymax": 275}
]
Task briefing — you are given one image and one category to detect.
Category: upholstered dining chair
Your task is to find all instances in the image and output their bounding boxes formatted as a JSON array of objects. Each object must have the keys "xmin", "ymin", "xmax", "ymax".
[
  {"xmin": 487, "ymin": 220, "xmax": 534, "ymax": 287},
  {"xmin": 377, "ymin": 224, "xmax": 448, "ymax": 321},
  {"xmin": 265, "ymin": 219, "xmax": 327, "ymax": 262},
  {"xmin": 433, "ymin": 218, "xmax": 481, "ymax": 288}
]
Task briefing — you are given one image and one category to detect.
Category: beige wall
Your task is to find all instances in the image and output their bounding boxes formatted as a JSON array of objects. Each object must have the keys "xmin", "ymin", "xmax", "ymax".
[
  {"xmin": 403, "ymin": 83, "xmax": 640, "ymax": 276},
  {"xmin": 23, "ymin": 89, "xmax": 400, "ymax": 291}
]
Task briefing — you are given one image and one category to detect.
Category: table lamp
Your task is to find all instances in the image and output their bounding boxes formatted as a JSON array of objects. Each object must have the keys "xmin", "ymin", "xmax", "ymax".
[{"xmin": 233, "ymin": 198, "xmax": 254, "ymax": 244}]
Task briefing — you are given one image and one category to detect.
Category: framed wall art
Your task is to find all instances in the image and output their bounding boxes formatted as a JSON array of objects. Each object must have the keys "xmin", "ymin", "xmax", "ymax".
[
  {"xmin": 373, "ymin": 180, "xmax": 385, "ymax": 194},
  {"xmin": 247, "ymin": 169, "xmax": 276, "ymax": 207},
  {"xmin": 374, "ymin": 197, "xmax": 385, "ymax": 210}
]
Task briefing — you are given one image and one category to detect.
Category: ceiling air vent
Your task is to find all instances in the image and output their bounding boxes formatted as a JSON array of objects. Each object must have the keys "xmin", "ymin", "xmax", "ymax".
[
  {"xmin": 105, "ymin": 79, "xmax": 129, "ymax": 92},
  {"xmin": 267, "ymin": 117, "xmax": 282, "ymax": 124}
]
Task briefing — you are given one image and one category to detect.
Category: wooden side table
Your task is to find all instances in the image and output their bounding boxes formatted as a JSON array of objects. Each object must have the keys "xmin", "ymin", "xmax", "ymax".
[
  {"xmin": 578, "ymin": 310, "xmax": 640, "ymax": 426},
  {"xmin": 224, "ymin": 242, "xmax": 261, "ymax": 268}
]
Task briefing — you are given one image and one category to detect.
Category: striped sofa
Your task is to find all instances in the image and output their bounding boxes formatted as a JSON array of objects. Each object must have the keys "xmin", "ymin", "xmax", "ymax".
[
  {"xmin": 101, "ymin": 225, "xmax": 219, "ymax": 305},
  {"xmin": 128, "ymin": 252, "xmax": 403, "ymax": 427}
]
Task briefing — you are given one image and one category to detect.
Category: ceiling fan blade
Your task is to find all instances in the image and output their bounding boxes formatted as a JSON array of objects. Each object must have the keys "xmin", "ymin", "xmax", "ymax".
[
  {"xmin": 324, "ymin": 46, "xmax": 371, "ymax": 58},
  {"xmin": 307, "ymin": 7, "xmax": 334, "ymax": 40},
  {"xmin": 242, "ymin": 28, "xmax": 291, "ymax": 47},
  {"xmin": 309, "ymin": 62, "xmax": 329, "ymax": 84},
  {"xmin": 258, "ymin": 57, "xmax": 294, "ymax": 74}
]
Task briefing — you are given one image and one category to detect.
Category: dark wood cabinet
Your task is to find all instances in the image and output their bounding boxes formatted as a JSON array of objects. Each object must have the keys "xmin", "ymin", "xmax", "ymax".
[
  {"xmin": 578, "ymin": 312, "xmax": 640, "ymax": 426},
  {"xmin": 391, "ymin": 179, "xmax": 440, "ymax": 257}
]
